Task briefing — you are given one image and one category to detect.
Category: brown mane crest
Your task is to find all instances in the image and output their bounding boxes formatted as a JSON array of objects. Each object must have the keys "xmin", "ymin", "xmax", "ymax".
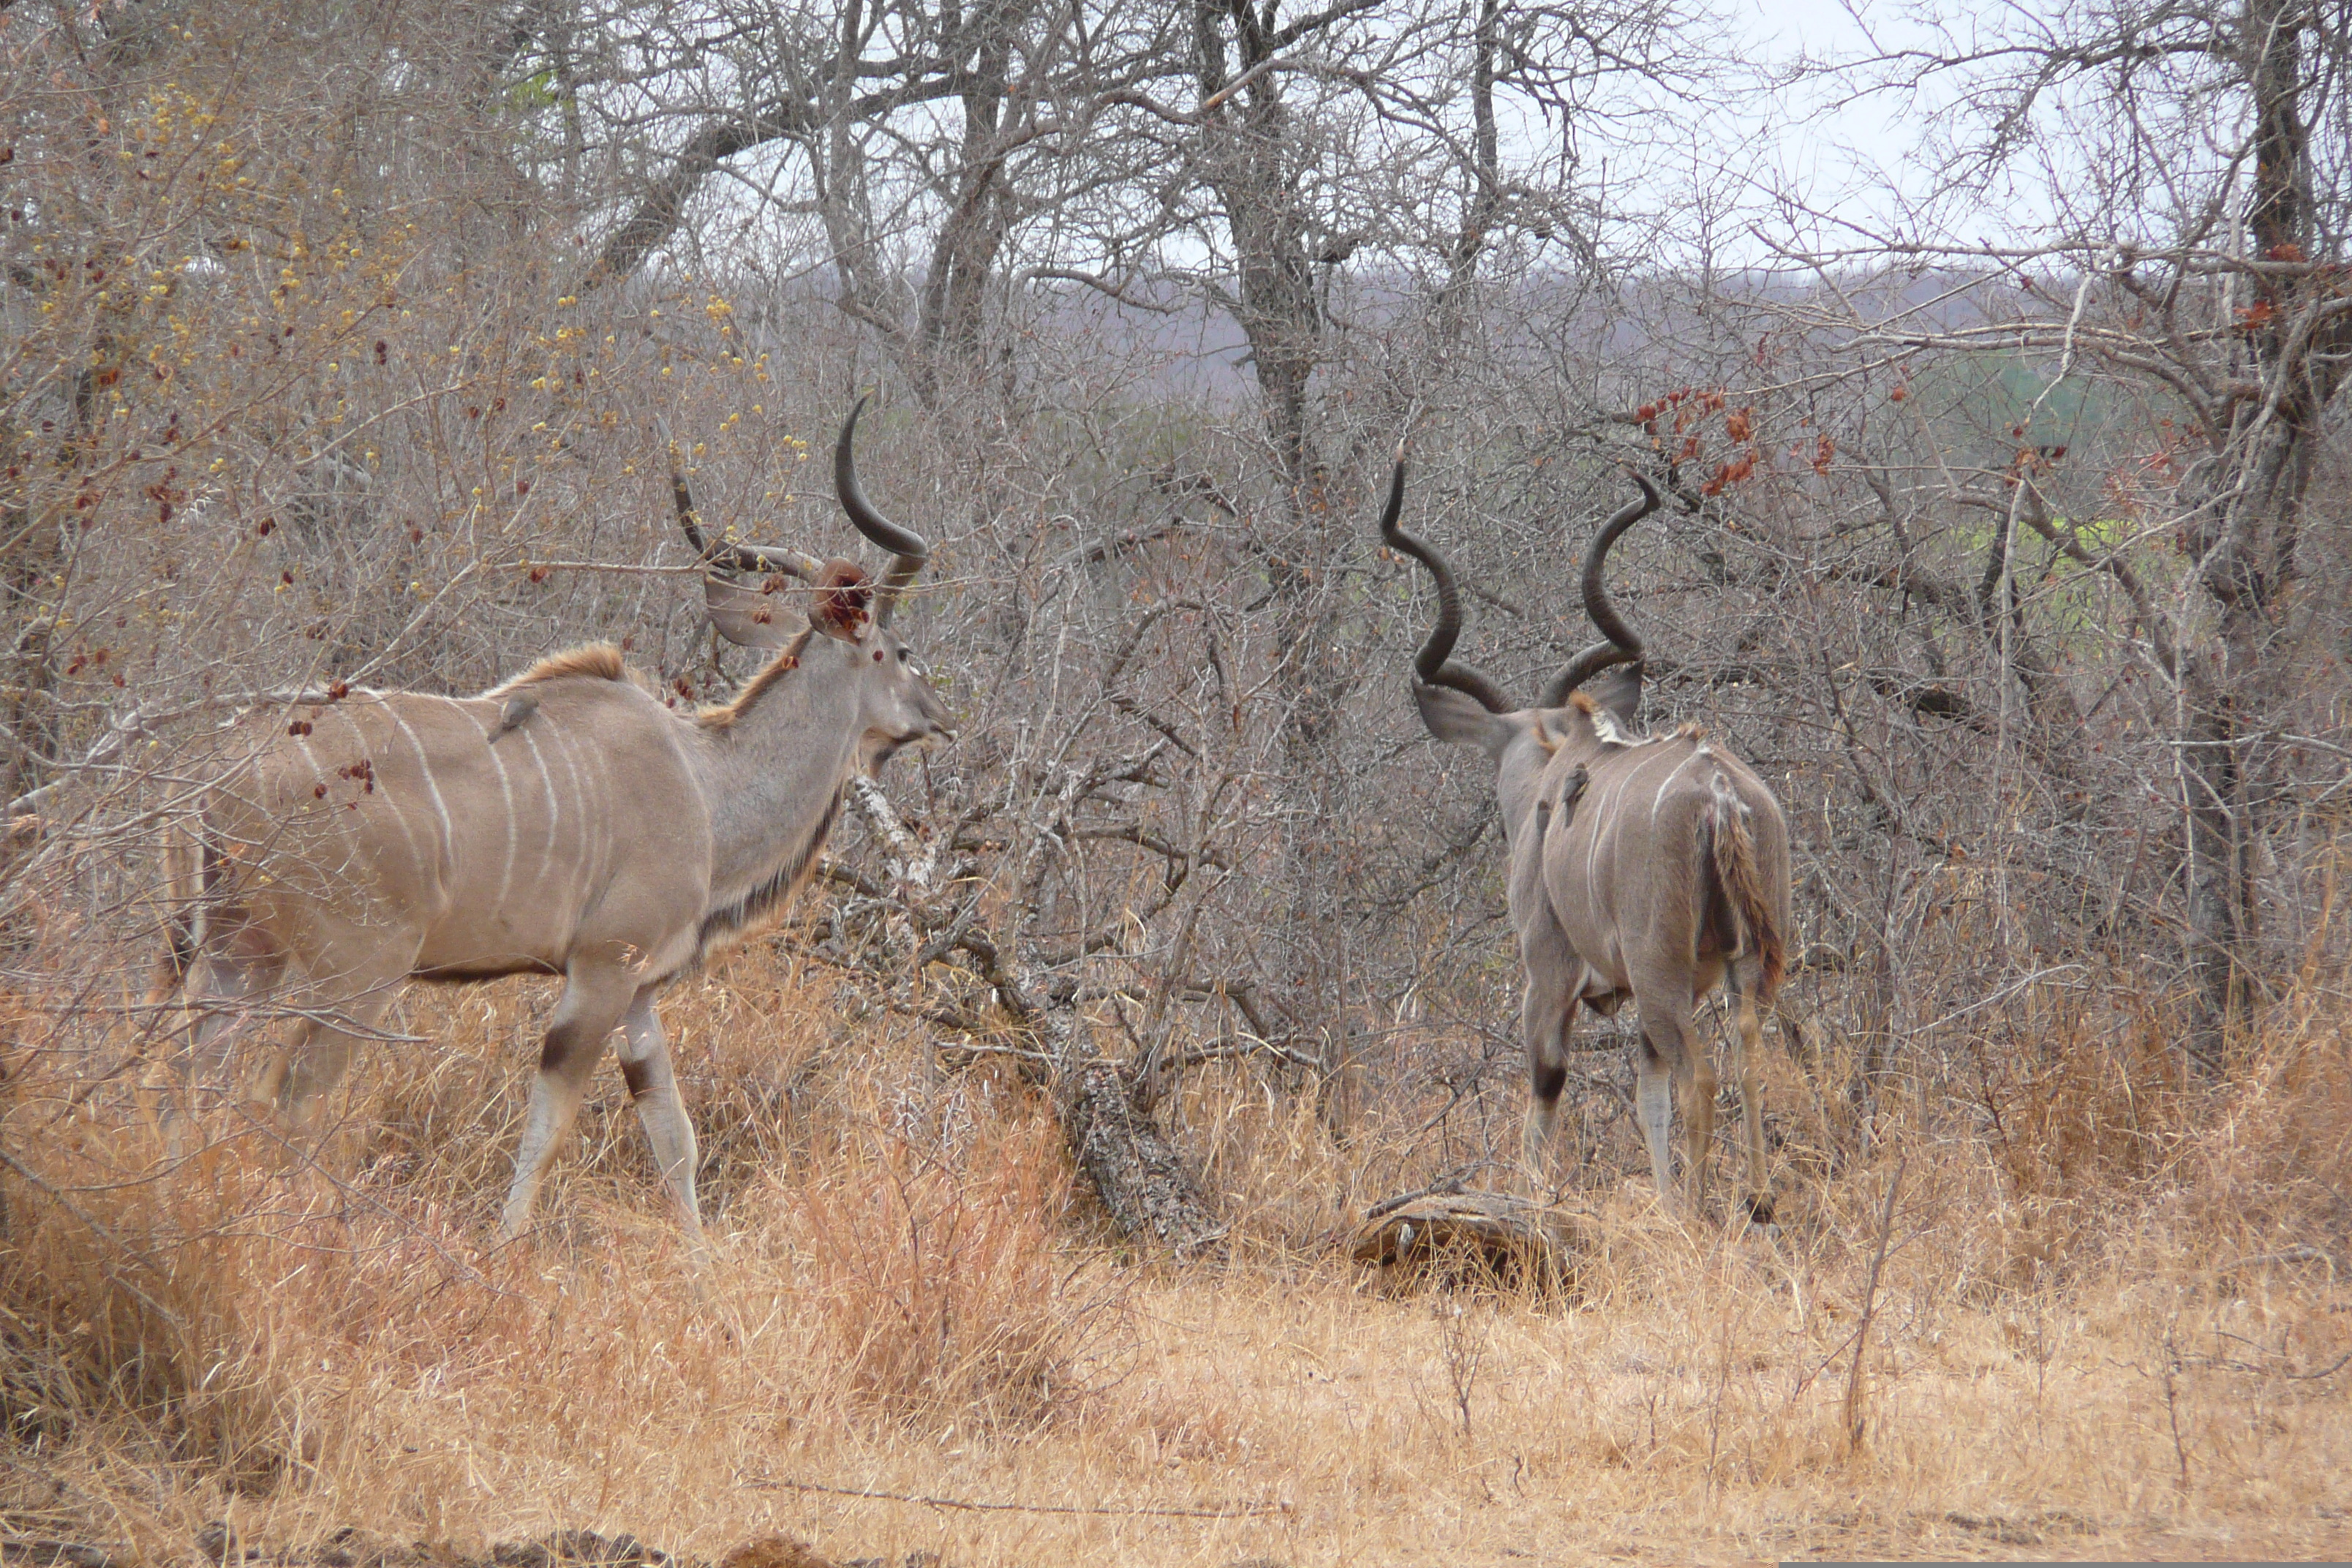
[
  {"xmin": 698, "ymin": 627, "xmax": 818, "ymax": 731},
  {"xmin": 486, "ymin": 644, "xmax": 630, "ymax": 697}
]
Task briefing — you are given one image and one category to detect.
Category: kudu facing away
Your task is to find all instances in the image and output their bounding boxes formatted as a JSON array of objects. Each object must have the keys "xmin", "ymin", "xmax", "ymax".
[
  {"xmin": 163, "ymin": 400, "xmax": 952, "ymax": 1250},
  {"xmin": 1377, "ymin": 457, "xmax": 1792, "ymax": 1220}
]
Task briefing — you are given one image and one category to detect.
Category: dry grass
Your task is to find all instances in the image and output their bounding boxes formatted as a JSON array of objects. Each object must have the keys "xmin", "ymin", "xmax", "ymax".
[{"xmin": 4, "ymin": 949, "xmax": 2350, "ymax": 1567}]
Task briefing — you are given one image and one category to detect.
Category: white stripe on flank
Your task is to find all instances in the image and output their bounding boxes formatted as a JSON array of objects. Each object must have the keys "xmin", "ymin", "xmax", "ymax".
[
  {"xmin": 550, "ymin": 719, "xmax": 602, "ymax": 902},
  {"xmin": 389, "ymin": 711, "xmax": 456, "ymax": 856},
  {"xmin": 1582, "ymin": 758, "xmax": 1639, "ymax": 906},
  {"xmin": 581, "ymin": 741, "xmax": 614, "ymax": 889},
  {"xmin": 291, "ymin": 733, "xmax": 327, "ymax": 794},
  {"xmin": 376, "ymin": 766, "xmax": 429, "ymax": 883},
  {"xmin": 289, "ymin": 733, "xmax": 343, "ymax": 869},
  {"xmin": 479, "ymin": 709, "xmax": 519, "ymax": 910},
  {"xmin": 548, "ymin": 724, "xmax": 600, "ymax": 912},
  {"xmin": 1651, "ymin": 745, "xmax": 1705, "ymax": 829},
  {"xmin": 339, "ymin": 704, "xmax": 428, "ymax": 881},
  {"xmin": 521, "ymin": 727, "xmax": 558, "ymax": 888},
  {"xmin": 547, "ymin": 723, "xmax": 589, "ymax": 847}
]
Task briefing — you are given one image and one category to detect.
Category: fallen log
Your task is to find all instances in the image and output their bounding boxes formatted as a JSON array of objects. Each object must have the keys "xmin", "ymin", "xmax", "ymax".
[{"xmin": 1351, "ymin": 1187, "xmax": 1588, "ymax": 1295}]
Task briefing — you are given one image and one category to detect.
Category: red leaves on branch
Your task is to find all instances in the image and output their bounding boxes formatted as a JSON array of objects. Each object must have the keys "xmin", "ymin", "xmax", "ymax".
[
  {"xmin": 1700, "ymin": 453, "xmax": 1757, "ymax": 497},
  {"xmin": 1629, "ymin": 385, "xmax": 1771, "ymax": 496}
]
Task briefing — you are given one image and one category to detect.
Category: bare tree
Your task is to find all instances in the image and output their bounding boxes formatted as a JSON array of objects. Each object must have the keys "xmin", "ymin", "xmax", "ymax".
[{"xmin": 1756, "ymin": 0, "xmax": 2352, "ymax": 1069}]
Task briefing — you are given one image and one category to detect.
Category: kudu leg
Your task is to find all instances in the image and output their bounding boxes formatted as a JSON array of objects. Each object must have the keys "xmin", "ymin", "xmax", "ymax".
[
  {"xmin": 268, "ymin": 985, "xmax": 399, "ymax": 1133},
  {"xmin": 1637, "ymin": 1000, "xmax": 1714, "ymax": 1215},
  {"xmin": 614, "ymin": 987, "xmax": 709, "ymax": 1259},
  {"xmin": 162, "ymin": 935, "xmax": 285, "ymax": 1154},
  {"xmin": 1725, "ymin": 970, "xmax": 1775, "ymax": 1224},
  {"xmin": 500, "ymin": 965, "xmax": 636, "ymax": 1243},
  {"xmin": 228, "ymin": 983, "xmax": 396, "ymax": 1213},
  {"xmin": 1518, "ymin": 928, "xmax": 1583, "ymax": 1194},
  {"xmin": 1633, "ymin": 1041, "xmax": 1676, "ymax": 1207}
]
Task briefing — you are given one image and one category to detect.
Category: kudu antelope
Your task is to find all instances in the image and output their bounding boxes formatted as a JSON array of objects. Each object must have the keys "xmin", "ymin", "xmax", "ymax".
[
  {"xmin": 161, "ymin": 400, "xmax": 953, "ymax": 1249},
  {"xmin": 1376, "ymin": 457, "xmax": 1792, "ymax": 1220}
]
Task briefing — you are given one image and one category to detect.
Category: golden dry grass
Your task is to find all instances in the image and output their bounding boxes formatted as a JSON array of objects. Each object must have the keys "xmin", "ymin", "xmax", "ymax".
[{"xmin": 4, "ymin": 949, "xmax": 2349, "ymax": 1567}]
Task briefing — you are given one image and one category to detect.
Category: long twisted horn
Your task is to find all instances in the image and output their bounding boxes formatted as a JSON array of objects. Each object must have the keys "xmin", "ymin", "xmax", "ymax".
[
  {"xmin": 671, "ymin": 472, "xmax": 825, "ymax": 580},
  {"xmin": 657, "ymin": 416, "xmax": 826, "ymax": 579},
  {"xmin": 1375, "ymin": 447, "xmax": 1512, "ymax": 714},
  {"xmin": 1539, "ymin": 472, "xmax": 1659, "ymax": 708},
  {"xmin": 834, "ymin": 395, "xmax": 929, "ymax": 627}
]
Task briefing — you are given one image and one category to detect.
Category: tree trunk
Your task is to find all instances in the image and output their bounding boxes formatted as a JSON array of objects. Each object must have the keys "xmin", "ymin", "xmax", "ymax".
[
  {"xmin": 911, "ymin": 0, "xmax": 1027, "ymax": 407},
  {"xmin": 1191, "ymin": 0, "xmax": 1322, "ymax": 500},
  {"xmin": 846, "ymin": 783, "xmax": 1225, "ymax": 1257},
  {"xmin": 1435, "ymin": 0, "xmax": 1500, "ymax": 342},
  {"xmin": 994, "ymin": 972, "xmax": 1226, "ymax": 1259},
  {"xmin": 2180, "ymin": 696, "xmax": 2247, "ymax": 1073},
  {"xmin": 2169, "ymin": 0, "xmax": 2342, "ymax": 1070},
  {"xmin": 1058, "ymin": 1058, "xmax": 1225, "ymax": 1257}
]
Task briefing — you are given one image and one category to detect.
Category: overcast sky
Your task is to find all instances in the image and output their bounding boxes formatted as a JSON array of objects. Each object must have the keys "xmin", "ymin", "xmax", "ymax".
[{"xmin": 1734, "ymin": 0, "xmax": 1937, "ymax": 247}]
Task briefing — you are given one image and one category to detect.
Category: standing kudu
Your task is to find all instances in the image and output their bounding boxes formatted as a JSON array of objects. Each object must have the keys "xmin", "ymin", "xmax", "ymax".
[
  {"xmin": 161, "ymin": 399, "xmax": 953, "ymax": 1251},
  {"xmin": 1376, "ymin": 455, "xmax": 1792, "ymax": 1221}
]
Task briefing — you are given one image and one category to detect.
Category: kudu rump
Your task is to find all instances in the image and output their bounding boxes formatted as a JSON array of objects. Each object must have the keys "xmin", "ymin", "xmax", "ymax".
[
  {"xmin": 162, "ymin": 401, "xmax": 952, "ymax": 1249},
  {"xmin": 1377, "ymin": 457, "xmax": 1792, "ymax": 1220}
]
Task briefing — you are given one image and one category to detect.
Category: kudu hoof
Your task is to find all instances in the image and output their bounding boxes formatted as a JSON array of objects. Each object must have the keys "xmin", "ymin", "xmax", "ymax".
[{"xmin": 1741, "ymin": 1191, "xmax": 1776, "ymax": 1226}]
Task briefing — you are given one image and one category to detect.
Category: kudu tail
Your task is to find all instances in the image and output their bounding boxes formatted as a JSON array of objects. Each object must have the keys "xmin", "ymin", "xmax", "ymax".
[{"xmin": 1706, "ymin": 775, "xmax": 1785, "ymax": 1001}]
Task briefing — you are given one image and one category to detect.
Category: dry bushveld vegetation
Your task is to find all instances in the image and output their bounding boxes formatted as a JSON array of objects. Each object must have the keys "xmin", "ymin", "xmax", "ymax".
[
  {"xmin": 8, "ymin": 0, "xmax": 2352, "ymax": 1561},
  {"xmin": 4, "ymin": 946, "xmax": 2349, "ymax": 1566}
]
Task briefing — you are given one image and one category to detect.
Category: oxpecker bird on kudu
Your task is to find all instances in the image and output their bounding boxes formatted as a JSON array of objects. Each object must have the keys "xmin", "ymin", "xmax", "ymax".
[
  {"xmin": 1376, "ymin": 453, "xmax": 1793, "ymax": 1221},
  {"xmin": 157, "ymin": 399, "xmax": 953, "ymax": 1254}
]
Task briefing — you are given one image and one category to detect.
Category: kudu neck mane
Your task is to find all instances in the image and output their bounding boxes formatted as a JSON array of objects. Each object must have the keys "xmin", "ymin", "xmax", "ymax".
[{"xmin": 694, "ymin": 627, "xmax": 818, "ymax": 731}]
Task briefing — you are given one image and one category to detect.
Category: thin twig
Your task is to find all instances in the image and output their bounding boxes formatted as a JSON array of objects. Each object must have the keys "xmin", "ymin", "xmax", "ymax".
[
  {"xmin": 742, "ymin": 1474, "xmax": 1286, "ymax": 1518},
  {"xmin": 1842, "ymin": 1156, "xmax": 1906, "ymax": 1455}
]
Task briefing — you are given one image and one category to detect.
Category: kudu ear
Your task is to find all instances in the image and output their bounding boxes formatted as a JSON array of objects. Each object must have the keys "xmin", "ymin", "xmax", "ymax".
[
  {"xmin": 1414, "ymin": 682, "xmax": 1514, "ymax": 755},
  {"xmin": 704, "ymin": 574, "xmax": 801, "ymax": 649},
  {"xmin": 1586, "ymin": 663, "xmax": 1643, "ymax": 731}
]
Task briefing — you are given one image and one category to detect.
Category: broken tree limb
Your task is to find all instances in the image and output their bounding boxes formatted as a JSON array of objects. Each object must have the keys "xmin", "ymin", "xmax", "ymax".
[
  {"xmin": 838, "ymin": 781, "xmax": 1225, "ymax": 1259},
  {"xmin": 1058, "ymin": 1056, "xmax": 1226, "ymax": 1259},
  {"xmin": 946, "ymin": 930, "xmax": 1225, "ymax": 1259}
]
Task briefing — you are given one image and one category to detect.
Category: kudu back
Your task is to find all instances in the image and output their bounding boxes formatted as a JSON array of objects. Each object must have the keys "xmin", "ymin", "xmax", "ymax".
[
  {"xmin": 1376, "ymin": 456, "xmax": 1792, "ymax": 1220},
  {"xmin": 162, "ymin": 400, "xmax": 953, "ymax": 1251}
]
